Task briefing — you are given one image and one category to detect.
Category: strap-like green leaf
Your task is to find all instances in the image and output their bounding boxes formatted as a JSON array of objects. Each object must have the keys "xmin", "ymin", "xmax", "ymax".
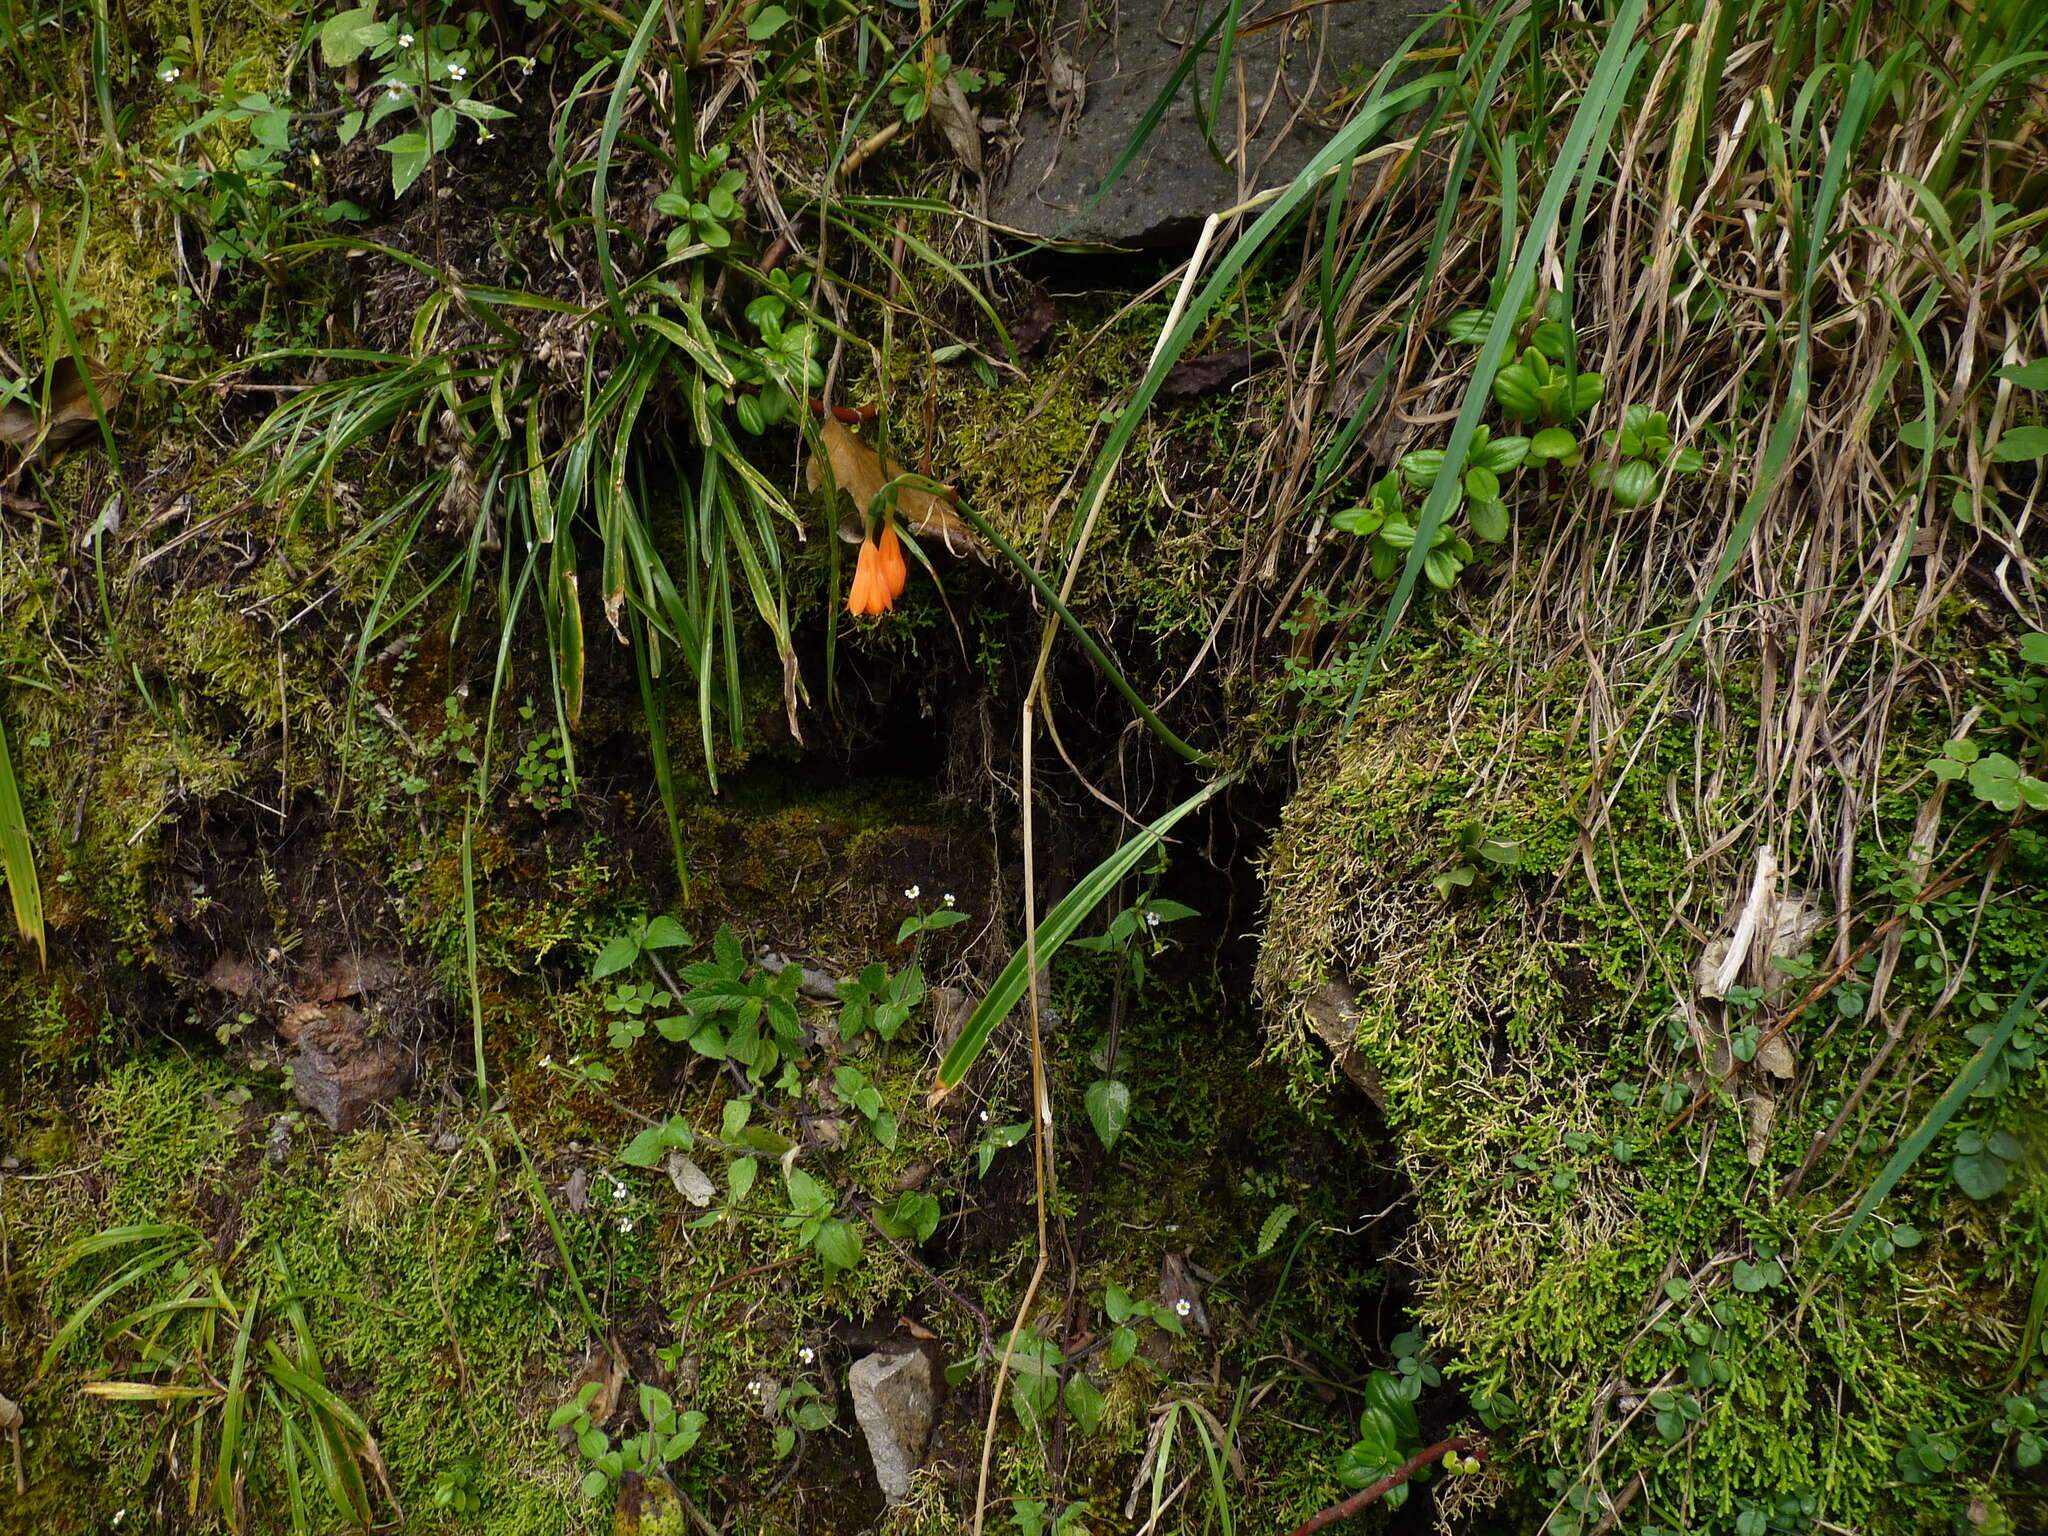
[{"xmin": 934, "ymin": 778, "xmax": 1229, "ymax": 1095}]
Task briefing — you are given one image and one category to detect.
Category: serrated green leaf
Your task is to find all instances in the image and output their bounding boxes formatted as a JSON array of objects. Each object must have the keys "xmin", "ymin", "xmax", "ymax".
[{"xmin": 1256, "ymin": 1203, "xmax": 1296, "ymax": 1258}]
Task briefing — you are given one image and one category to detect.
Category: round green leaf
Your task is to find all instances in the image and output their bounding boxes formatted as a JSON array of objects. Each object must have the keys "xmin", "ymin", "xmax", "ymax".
[
  {"xmin": 1611, "ymin": 459, "xmax": 1660, "ymax": 506},
  {"xmin": 1468, "ymin": 497, "xmax": 1510, "ymax": 544},
  {"xmin": 1953, "ymin": 1150, "xmax": 2010, "ymax": 1200}
]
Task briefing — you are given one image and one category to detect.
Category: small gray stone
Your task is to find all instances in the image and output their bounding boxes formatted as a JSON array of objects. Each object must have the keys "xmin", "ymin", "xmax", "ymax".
[
  {"xmin": 847, "ymin": 1346, "xmax": 940, "ymax": 1505},
  {"xmin": 992, "ymin": 0, "xmax": 1439, "ymax": 247}
]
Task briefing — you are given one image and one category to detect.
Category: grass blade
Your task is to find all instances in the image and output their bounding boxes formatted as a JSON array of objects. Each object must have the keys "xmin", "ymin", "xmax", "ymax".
[
  {"xmin": 1831, "ymin": 957, "xmax": 2048, "ymax": 1255},
  {"xmin": 1342, "ymin": 0, "xmax": 1652, "ymax": 733},
  {"xmin": 0, "ymin": 706, "xmax": 44, "ymax": 966},
  {"xmin": 933, "ymin": 777, "xmax": 1230, "ymax": 1096}
]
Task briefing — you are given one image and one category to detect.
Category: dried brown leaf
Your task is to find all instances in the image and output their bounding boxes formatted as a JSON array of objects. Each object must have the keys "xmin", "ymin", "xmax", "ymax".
[
  {"xmin": 1008, "ymin": 284, "xmax": 1059, "ymax": 360},
  {"xmin": 665, "ymin": 1149, "xmax": 717, "ymax": 1207},
  {"xmin": 1158, "ymin": 345, "xmax": 1272, "ymax": 400},
  {"xmin": 564, "ymin": 1335, "xmax": 627, "ymax": 1427},
  {"xmin": 805, "ymin": 417, "xmax": 984, "ymax": 558},
  {"xmin": 0, "ymin": 358, "xmax": 123, "ymax": 462},
  {"xmin": 926, "ymin": 73, "xmax": 984, "ymax": 175}
]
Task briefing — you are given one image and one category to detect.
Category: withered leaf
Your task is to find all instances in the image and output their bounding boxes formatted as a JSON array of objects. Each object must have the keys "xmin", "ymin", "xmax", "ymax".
[
  {"xmin": 806, "ymin": 417, "xmax": 984, "ymax": 559},
  {"xmin": 665, "ymin": 1149, "xmax": 717, "ymax": 1207},
  {"xmin": 1158, "ymin": 345, "xmax": 1274, "ymax": 400},
  {"xmin": 1045, "ymin": 42, "xmax": 1087, "ymax": 122},
  {"xmin": 0, "ymin": 357, "xmax": 123, "ymax": 463},
  {"xmin": 563, "ymin": 1334, "xmax": 627, "ymax": 1427},
  {"xmin": 1008, "ymin": 284, "xmax": 1058, "ymax": 361},
  {"xmin": 926, "ymin": 72, "xmax": 984, "ymax": 175}
]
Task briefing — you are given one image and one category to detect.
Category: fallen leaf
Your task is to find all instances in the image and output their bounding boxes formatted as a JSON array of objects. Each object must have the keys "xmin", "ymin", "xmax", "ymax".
[
  {"xmin": 616, "ymin": 1473, "xmax": 687, "ymax": 1535},
  {"xmin": 926, "ymin": 72, "xmax": 984, "ymax": 175},
  {"xmin": 1744, "ymin": 1085, "xmax": 1777, "ymax": 1166},
  {"xmin": 564, "ymin": 1334, "xmax": 627, "ymax": 1427},
  {"xmin": 203, "ymin": 953, "xmax": 262, "ymax": 998},
  {"xmin": 665, "ymin": 1150, "xmax": 717, "ymax": 1207},
  {"xmin": 806, "ymin": 417, "xmax": 984, "ymax": 558},
  {"xmin": 1158, "ymin": 345, "xmax": 1273, "ymax": 400},
  {"xmin": 1044, "ymin": 41, "xmax": 1087, "ymax": 123},
  {"xmin": 0, "ymin": 357, "xmax": 123, "ymax": 463},
  {"xmin": 1326, "ymin": 340, "xmax": 1391, "ymax": 421},
  {"xmin": 303, "ymin": 952, "xmax": 404, "ymax": 1004},
  {"xmin": 930, "ymin": 986, "xmax": 972, "ymax": 1055},
  {"xmin": 1008, "ymin": 284, "xmax": 1058, "ymax": 361}
]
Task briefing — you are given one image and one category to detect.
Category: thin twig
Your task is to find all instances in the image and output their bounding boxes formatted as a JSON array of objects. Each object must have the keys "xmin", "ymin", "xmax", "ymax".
[
  {"xmin": 1282, "ymin": 1436, "xmax": 1485, "ymax": 1536},
  {"xmin": 856, "ymin": 1198, "xmax": 994, "ymax": 1358}
]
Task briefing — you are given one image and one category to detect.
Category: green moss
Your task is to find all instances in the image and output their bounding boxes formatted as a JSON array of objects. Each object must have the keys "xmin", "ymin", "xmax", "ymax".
[{"xmin": 1257, "ymin": 612, "xmax": 2048, "ymax": 1531}]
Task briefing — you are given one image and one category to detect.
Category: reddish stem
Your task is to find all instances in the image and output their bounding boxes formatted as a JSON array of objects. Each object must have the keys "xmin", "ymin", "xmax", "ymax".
[
  {"xmin": 806, "ymin": 398, "xmax": 879, "ymax": 423},
  {"xmin": 1283, "ymin": 1437, "xmax": 1484, "ymax": 1536}
]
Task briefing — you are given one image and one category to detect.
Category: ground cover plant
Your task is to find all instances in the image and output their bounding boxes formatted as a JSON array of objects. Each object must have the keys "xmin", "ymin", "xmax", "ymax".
[{"xmin": 1, "ymin": 0, "xmax": 2045, "ymax": 1532}]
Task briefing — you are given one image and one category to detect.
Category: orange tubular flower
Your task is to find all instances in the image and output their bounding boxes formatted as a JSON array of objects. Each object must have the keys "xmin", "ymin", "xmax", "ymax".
[
  {"xmin": 876, "ymin": 522, "xmax": 908, "ymax": 598},
  {"xmin": 847, "ymin": 535, "xmax": 892, "ymax": 615}
]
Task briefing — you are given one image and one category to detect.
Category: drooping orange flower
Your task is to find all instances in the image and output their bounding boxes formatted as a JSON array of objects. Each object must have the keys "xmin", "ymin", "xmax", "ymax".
[
  {"xmin": 847, "ymin": 533, "xmax": 893, "ymax": 616},
  {"xmin": 876, "ymin": 522, "xmax": 907, "ymax": 599},
  {"xmin": 847, "ymin": 519, "xmax": 908, "ymax": 616}
]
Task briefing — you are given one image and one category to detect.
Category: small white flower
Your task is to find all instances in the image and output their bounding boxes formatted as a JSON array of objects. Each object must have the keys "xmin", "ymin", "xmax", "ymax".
[
  {"xmin": 540, "ymin": 1054, "xmax": 555, "ymax": 1068},
  {"xmin": 904, "ymin": 884, "xmax": 921, "ymax": 900},
  {"xmin": 520, "ymin": 58, "xmax": 535, "ymax": 74},
  {"xmin": 613, "ymin": 1183, "xmax": 628, "ymax": 1201},
  {"xmin": 1145, "ymin": 910, "xmax": 1161, "ymax": 927},
  {"xmin": 943, "ymin": 893, "xmax": 956, "ymax": 907},
  {"xmin": 979, "ymin": 1110, "xmax": 990, "ymax": 1123},
  {"xmin": 445, "ymin": 63, "xmax": 466, "ymax": 80},
  {"xmin": 798, "ymin": 1346, "xmax": 815, "ymax": 1364},
  {"xmin": 397, "ymin": 32, "xmax": 415, "ymax": 47},
  {"xmin": 476, "ymin": 128, "xmax": 492, "ymax": 141},
  {"xmin": 159, "ymin": 66, "xmax": 180, "ymax": 82},
  {"xmin": 618, "ymin": 1216, "xmax": 633, "ymax": 1232},
  {"xmin": 385, "ymin": 84, "xmax": 404, "ymax": 99},
  {"xmin": 1174, "ymin": 1298, "xmax": 1192, "ymax": 1318}
]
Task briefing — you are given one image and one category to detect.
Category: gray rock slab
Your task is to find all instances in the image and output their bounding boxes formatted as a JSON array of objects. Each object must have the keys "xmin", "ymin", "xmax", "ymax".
[
  {"xmin": 848, "ymin": 1346, "xmax": 939, "ymax": 1505},
  {"xmin": 992, "ymin": 0, "xmax": 1440, "ymax": 246}
]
